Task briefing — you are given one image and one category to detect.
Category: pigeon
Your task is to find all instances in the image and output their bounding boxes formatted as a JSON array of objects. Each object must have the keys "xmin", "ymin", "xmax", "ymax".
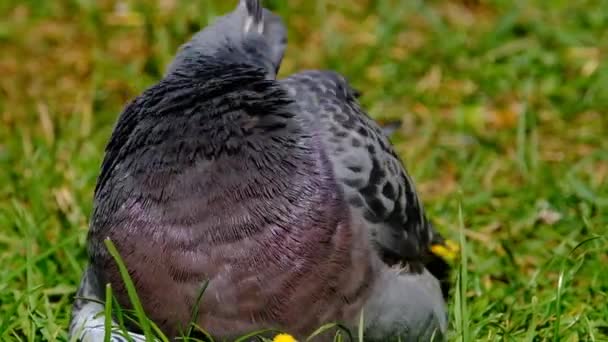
[{"xmin": 69, "ymin": 0, "xmax": 454, "ymax": 341}]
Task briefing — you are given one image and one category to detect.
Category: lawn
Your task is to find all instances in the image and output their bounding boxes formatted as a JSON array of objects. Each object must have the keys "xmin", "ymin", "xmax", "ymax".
[{"xmin": 1, "ymin": 0, "xmax": 607, "ymax": 340}]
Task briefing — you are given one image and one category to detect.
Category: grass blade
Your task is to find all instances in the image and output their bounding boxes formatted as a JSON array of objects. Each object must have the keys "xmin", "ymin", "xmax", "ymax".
[
  {"xmin": 233, "ymin": 329, "xmax": 280, "ymax": 342},
  {"xmin": 306, "ymin": 323, "xmax": 352, "ymax": 342},
  {"xmin": 553, "ymin": 236, "xmax": 603, "ymax": 341},
  {"xmin": 185, "ymin": 280, "xmax": 210, "ymax": 338},
  {"xmin": 455, "ymin": 200, "xmax": 470, "ymax": 342},
  {"xmin": 104, "ymin": 284, "xmax": 112, "ymax": 342},
  {"xmin": 357, "ymin": 309, "xmax": 364, "ymax": 342},
  {"xmin": 104, "ymin": 238, "xmax": 156, "ymax": 341}
]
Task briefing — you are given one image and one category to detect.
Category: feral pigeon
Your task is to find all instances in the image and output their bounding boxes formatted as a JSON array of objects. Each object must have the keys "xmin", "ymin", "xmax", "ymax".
[{"xmin": 69, "ymin": 0, "xmax": 452, "ymax": 340}]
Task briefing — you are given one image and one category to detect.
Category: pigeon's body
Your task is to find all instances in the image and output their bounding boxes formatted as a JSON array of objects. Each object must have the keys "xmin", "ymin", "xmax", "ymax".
[
  {"xmin": 70, "ymin": 1, "xmax": 450, "ymax": 341},
  {"xmin": 86, "ymin": 60, "xmax": 379, "ymax": 338}
]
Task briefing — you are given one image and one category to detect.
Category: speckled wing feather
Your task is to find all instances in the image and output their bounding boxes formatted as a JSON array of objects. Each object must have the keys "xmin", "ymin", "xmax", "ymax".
[{"xmin": 281, "ymin": 70, "xmax": 442, "ymax": 264}]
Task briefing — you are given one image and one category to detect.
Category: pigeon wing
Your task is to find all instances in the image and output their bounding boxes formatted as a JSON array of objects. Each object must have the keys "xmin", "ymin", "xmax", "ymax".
[{"xmin": 280, "ymin": 70, "xmax": 442, "ymax": 264}]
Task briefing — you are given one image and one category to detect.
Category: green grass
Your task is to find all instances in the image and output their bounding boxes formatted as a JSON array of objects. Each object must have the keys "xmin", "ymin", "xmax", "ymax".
[{"xmin": 1, "ymin": 0, "xmax": 608, "ymax": 340}]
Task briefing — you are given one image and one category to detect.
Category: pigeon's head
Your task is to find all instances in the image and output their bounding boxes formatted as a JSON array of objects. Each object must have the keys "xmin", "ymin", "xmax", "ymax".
[{"xmin": 168, "ymin": 0, "xmax": 287, "ymax": 77}]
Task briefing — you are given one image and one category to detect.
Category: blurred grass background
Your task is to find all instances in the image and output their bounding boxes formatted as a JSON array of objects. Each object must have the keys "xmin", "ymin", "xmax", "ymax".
[{"xmin": 1, "ymin": 0, "xmax": 607, "ymax": 340}]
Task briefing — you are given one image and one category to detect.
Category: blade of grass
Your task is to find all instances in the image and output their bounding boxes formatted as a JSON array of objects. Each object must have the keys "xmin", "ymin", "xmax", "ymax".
[
  {"xmin": 149, "ymin": 320, "xmax": 171, "ymax": 342},
  {"xmin": 524, "ymin": 296, "xmax": 538, "ymax": 341},
  {"xmin": 516, "ymin": 103, "xmax": 529, "ymax": 178},
  {"xmin": 333, "ymin": 330, "xmax": 343, "ymax": 342},
  {"xmin": 104, "ymin": 283, "xmax": 112, "ymax": 342},
  {"xmin": 111, "ymin": 296, "xmax": 131, "ymax": 339},
  {"xmin": 103, "ymin": 238, "xmax": 155, "ymax": 341},
  {"xmin": 186, "ymin": 323, "xmax": 215, "ymax": 342},
  {"xmin": 185, "ymin": 280, "xmax": 209, "ymax": 338},
  {"xmin": 583, "ymin": 315, "xmax": 596, "ymax": 342},
  {"xmin": 306, "ymin": 322, "xmax": 352, "ymax": 342},
  {"xmin": 357, "ymin": 309, "xmax": 364, "ymax": 342},
  {"xmin": 233, "ymin": 329, "xmax": 280, "ymax": 342},
  {"xmin": 553, "ymin": 236, "xmax": 603, "ymax": 341},
  {"xmin": 119, "ymin": 302, "xmax": 169, "ymax": 341},
  {"xmin": 0, "ymin": 289, "xmax": 31, "ymax": 338},
  {"xmin": 455, "ymin": 200, "xmax": 470, "ymax": 342},
  {"xmin": 1, "ymin": 234, "xmax": 80, "ymax": 291}
]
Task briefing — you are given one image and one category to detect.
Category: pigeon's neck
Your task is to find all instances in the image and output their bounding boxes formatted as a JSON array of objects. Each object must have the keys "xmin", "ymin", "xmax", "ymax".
[{"xmin": 169, "ymin": 38, "xmax": 278, "ymax": 79}]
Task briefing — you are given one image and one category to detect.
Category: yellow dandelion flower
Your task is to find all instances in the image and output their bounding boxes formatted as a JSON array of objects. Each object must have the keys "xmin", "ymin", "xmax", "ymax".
[
  {"xmin": 431, "ymin": 239, "xmax": 460, "ymax": 262},
  {"xmin": 273, "ymin": 333, "xmax": 297, "ymax": 342}
]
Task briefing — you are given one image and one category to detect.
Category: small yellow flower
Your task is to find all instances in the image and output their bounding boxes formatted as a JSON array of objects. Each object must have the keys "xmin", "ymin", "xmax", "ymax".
[
  {"xmin": 431, "ymin": 239, "xmax": 460, "ymax": 262},
  {"xmin": 273, "ymin": 333, "xmax": 297, "ymax": 342}
]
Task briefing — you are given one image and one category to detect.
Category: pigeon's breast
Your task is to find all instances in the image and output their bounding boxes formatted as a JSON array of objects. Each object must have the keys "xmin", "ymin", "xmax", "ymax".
[{"xmin": 93, "ymin": 146, "xmax": 378, "ymax": 339}]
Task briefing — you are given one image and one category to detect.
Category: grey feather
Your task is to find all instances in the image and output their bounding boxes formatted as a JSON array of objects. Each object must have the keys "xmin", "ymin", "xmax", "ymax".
[{"xmin": 281, "ymin": 70, "xmax": 440, "ymax": 262}]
